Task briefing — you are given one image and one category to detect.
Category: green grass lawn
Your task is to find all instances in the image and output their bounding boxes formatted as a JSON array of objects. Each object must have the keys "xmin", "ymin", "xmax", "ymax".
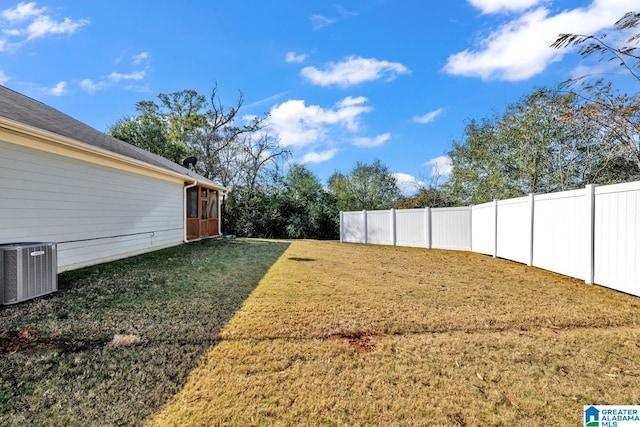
[
  {"xmin": 0, "ymin": 239, "xmax": 289, "ymax": 427},
  {"xmin": 3, "ymin": 239, "xmax": 640, "ymax": 426}
]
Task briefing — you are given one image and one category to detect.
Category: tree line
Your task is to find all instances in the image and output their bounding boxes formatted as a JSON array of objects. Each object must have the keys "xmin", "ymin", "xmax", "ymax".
[
  {"xmin": 107, "ymin": 87, "xmax": 403, "ymax": 239},
  {"xmin": 108, "ymin": 12, "xmax": 640, "ymax": 238}
]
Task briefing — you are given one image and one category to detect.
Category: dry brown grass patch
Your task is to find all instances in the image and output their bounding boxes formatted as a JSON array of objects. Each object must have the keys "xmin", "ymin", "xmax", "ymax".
[{"xmin": 146, "ymin": 240, "xmax": 640, "ymax": 426}]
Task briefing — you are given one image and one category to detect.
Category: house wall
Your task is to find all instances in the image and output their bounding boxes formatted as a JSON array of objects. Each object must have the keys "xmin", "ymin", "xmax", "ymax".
[{"xmin": 0, "ymin": 139, "xmax": 185, "ymax": 272}]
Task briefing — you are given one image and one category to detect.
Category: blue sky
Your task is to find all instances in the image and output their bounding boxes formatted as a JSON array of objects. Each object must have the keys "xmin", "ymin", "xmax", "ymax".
[{"xmin": 0, "ymin": 0, "xmax": 634, "ymax": 193}]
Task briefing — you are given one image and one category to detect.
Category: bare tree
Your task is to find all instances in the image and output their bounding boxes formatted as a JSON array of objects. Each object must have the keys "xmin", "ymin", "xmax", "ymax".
[{"xmin": 551, "ymin": 11, "xmax": 640, "ymax": 83}]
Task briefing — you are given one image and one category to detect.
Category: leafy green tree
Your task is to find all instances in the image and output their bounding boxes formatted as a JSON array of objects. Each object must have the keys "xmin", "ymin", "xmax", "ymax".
[
  {"xmin": 283, "ymin": 165, "xmax": 338, "ymax": 239},
  {"xmin": 157, "ymin": 90, "xmax": 208, "ymax": 147},
  {"xmin": 446, "ymin": 88, "xmax": 615, "ymax": 204},
  {"xmin": 446, "ymin": 116, "xmax": 519, "ymax": 205},
  {"xmin": 223, "ymin": 165, "xmax": 339, "ymax": 239},
  {"xmin": 108, "ymin": 100, "xmax": 188, "ymax": 163},
  {"xmin": 393, "ymin": 187, "xmax": 454, "ymax": 209},
  {"xmin": 328, "ymin": 160, "xmax": 401, "ymax": 211}
]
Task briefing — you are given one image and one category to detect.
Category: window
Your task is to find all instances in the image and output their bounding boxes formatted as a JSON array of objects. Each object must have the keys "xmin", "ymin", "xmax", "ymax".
[
  {"xmin": 209, "ymin": 190, "xmax": 218, "ymax": 219},
  {"xmin": 201, "ymin": 200, "xmax": 208, "ymax": 219},
  {"xmin": 187, "ymin": 187, "xmax": 198, "ymax": 218}
]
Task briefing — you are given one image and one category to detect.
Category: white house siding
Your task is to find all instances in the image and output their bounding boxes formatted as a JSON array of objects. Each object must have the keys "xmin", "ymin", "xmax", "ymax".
[{"xmin": 0, "ymin": 139, "xmax": 184, "ymax": 272}]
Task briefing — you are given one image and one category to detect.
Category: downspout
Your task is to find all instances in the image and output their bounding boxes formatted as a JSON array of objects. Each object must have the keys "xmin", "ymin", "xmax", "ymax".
[
  {"xmin": 183, "ymin": 180, "xmax": 198, "ymax": 243},
  {"xmin": 220, "ymin": 191, "xmax": 226, "ymax": 235}
]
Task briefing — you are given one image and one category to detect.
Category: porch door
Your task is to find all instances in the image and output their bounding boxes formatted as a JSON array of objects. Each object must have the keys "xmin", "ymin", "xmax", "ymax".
[
  {"xmin": 186, "ymin": 187, "xmax": 199, "ymax": 241},
  {"xmin": 199, "ymin": 187, "xmax": 209, "ymax": 238}
]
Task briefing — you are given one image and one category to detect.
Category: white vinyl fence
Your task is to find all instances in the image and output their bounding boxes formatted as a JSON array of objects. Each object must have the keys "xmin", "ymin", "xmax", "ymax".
[{"xmin": 339, "ymin": 181, "xmax": 640, "ymax": 297}]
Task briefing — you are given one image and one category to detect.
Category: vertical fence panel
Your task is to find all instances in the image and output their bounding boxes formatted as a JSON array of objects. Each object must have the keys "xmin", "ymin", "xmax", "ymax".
[
  {"xmin": 431, "ymin": 207, "xmax": 472, "ymax": 250},
  {"xmin": 532, "ymin": 189, "xmax": 586, "ymax": 280},
  {"xmin": 594, "ymin": 182, "xmax": 640, "ymax": 297},
  {"xmin": 341, "ymin": 211, "xmax": 365, "ymax": 243},
  {"xmin": 471, "ymin": 201, "xmax": 495, "ymax": 256},
  {"xmin": 366, "ymin": 210, "xmax": 393, "ymax": 245},
  {"xmin": 396, "ymin": 208, "xmax": 428, "ymax": 247},
  {"xmin": 496, "ymin": 196, "xmax": 531, "ymax": 264}
]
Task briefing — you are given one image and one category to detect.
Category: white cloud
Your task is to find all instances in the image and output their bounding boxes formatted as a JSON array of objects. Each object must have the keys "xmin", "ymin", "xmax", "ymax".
[
  {"xmin": 43, "ymin": 80, "xmax": 66, "ymax": 96},
  {"xmin": 413, "ymin": 108, "xmax": 444, "ymax": 124},
  {"xmin": 0, "ymin": 69, "xmax": 9, "ymax": 84},
  {"xmin": 132, "ymin": 51, "xmax": 149, "ymax": 65},
  {"xmin": 301, "ymin": 56, "xmax": 410, "ymax": 87},
  {"xmin": 269, "ymin": 96, "xmax": 373, "ymax": 147},
  {"xmin": 109, "ymin": 71, "xmax": 146, "ymax": 82},
  {"xmin": 0, "ymin": 2, "xmax": 88, "ymax": 48},
  {"xmin": 352, "ymin": 133, "xmax": 391, "ymax": 147},
  {"xmin": 468, "ymin": 0, "xmax": 547, "ymax": 14},
  {"xmin": 80, "ymin": 78, "xmax": 104, "ymax": 93},
  {"xmin": 310, "ymin": 14, "xmax": 335, "ymax": 29},
  {"xmin": 335, "ymin": 5, "xmax": 357, "ymax": 18},
  {"xmin": 424, "ymin": 156, "xmax": 452, "ymax": 177},
  {"xmin": 26, "ymin": 15, "xmax": 89, "ymax": 40},
  {"xmin": 443, "ymin": 0, "xmax": 630, "ymax": 81},
  {"xmin": 393, "ymin": 173, "xmax": 424, "ymax": 196},
  {"xmin": 301, "ymin": 148, "xmax": 339, "ymax": 164},
  {"xmin": 269, "ymin": 96, "xmax": 390, "ymax": 164},
  {"xmin": 1, "ymin": 2, "xmax": 45, "ymax": 22},
  {"xmin": 285, "ymin": 51, "xmax": 308, "ymax": 63},
  {"xmin": 243, "ymin": 91, "xmax": 288, "ymax": 110}
]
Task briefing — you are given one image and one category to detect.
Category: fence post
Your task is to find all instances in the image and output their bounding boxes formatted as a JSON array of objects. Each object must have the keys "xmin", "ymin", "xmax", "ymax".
[
  {"xmin": 390, "ymin": 208, "xmax": 397, "ymax": 246},
  {"xmin": 425, "ymin": 207, "xmax": 432, "ymax": 249},
  {"xmin": 362, "ymin": 210, "xmax": 368, "ymax": 244},
  {"xmin": 493, "ymin": 199, "xmax": 498, "ymax": 258},
  {"xmin": 585, "ymin": 184, "xmax": 597, "ymax": 284},
  {"xmin": 528, "ymin": 193, "xmax": 535, "ymax": 267},
  {"xmin": 339, "ymin": 211, "xmax": 344, "ymax": 243},
  {"xmin": 468, "ymin": 205, "xmax": 473, "ymax": 251}
]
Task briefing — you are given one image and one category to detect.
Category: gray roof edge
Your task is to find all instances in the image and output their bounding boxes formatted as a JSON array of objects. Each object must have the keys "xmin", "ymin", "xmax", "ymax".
[{"xmin": 0, "ymin": 85, "xmax": 227, "ymax": 191}]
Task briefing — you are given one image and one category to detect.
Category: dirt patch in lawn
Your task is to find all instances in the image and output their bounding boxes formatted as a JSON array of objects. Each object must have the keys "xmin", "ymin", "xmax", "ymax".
[
  {"xmin": 0, "ymin": 327, "xmax": 33, "ymax": 353},
  {"xmin": 146, "ymin": 240, "xmax": 640, "ymax": 427},
  {"xmin": 324, "ymin": 331, "xmax": 376, "ymax": 354}
]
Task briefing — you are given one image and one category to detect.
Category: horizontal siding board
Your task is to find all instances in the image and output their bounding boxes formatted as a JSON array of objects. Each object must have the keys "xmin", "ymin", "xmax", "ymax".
[
  {"xmin": 0, "ymin": 139, "xmax": 185, "ymax": 270},
  {"xmin": 58, "ymin": 229, "xmax": 183, "ymax": 271}
]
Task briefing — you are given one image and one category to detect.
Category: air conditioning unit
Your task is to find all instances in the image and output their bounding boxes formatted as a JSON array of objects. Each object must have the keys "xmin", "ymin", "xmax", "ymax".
[{"xmin": 0, "ymin": 242, "xmax": 57, "ymax": 305}]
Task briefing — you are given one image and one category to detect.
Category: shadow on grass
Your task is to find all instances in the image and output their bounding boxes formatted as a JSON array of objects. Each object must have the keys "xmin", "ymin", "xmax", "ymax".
[{"xmin": 0, "ymin": 238, "xmax": 289, "ymax": 427}]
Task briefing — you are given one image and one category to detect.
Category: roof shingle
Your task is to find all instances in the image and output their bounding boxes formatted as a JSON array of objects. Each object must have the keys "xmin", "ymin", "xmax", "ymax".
[{"xmin": 0, "ymin": 85, "xmax": 223, "ymax": 189}]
